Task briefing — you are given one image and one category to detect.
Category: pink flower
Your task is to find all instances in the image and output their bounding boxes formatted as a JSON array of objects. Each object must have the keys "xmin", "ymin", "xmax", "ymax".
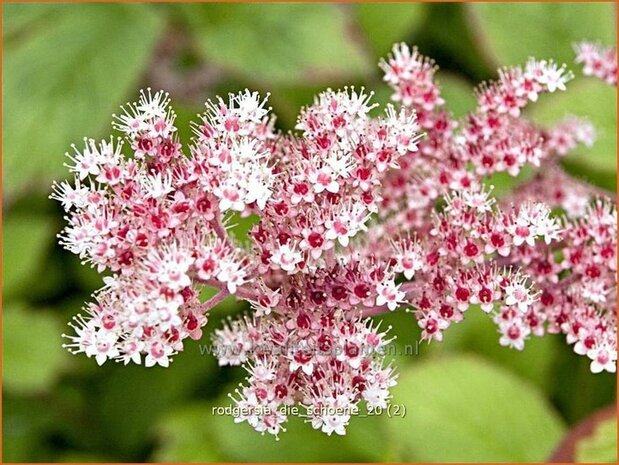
[
  {"xmin": 498, "ymin": 318, "xmax": 531, "ymax": 351},
  {"xmin": 504, "ymin": 278, "xmax": 536, "ymax": 312},
  {"xmin": 418, "ymin": 310, "xmax": 450, "ymax": 342},
  {"xmin": 574, "ymin": 41, "xmax": 617, "ymax": 86},
  {"xmin": 270, "ymin": 244, "xmax": 302, "ymax": 273},
  {"xmin": 375, "ymin": 279, "xmax": 406, "ymax": 311}
]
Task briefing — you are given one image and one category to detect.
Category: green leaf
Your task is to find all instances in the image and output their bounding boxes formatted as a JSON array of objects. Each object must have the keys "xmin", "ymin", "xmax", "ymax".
[
  {"xmin": 152, "ymin": 403, "xmax": 225, "ymax": 462},
  {"xmin": 96, "ymin": 340, "xmax": 218, "ymax": 455},
  {"xmin": 370, "ymin": 308, "xmax": 423, "ymax": 370},
  {"xmin": 154, "ymin": 395, "xmax": 390, "ymax": 462},
  {"xmin": 68, "ymin": 254, "xmax": 106, "ymax": 293},
  {"xmin": 179, "ymin": 3, "xmax": 371, "ymax": 86},
  {"xmin": 227, "ymin": 213, "xmax": 260, "ymax": 246},
  {"xmin": 413, "ymin": 3, "xmax": 493, "ymax": 82},
  {"xmin": 2, "ymin": 3, "xmax": 163, "ymax": 198},
  {"xmin": 2, "ymin": 213, "xmax": 55, "ymax": 300},
  {"xmin": 2, "ymin": 395, "xmax": 57, "ymax": 461},
  {"xmin": 2, "ymin": 304, "xmax": 69, "ymax": 394},
  {"xmin": 469, "ymin": 3, "xmax": 616, "ymax": 68},
  {"xmin": 356, "ymin": 3, "xmax": 427, "ymax": 59},
  {"xmin": 388, "ymin": 355, "xmax": 565, "ymax": 461},
  {"xmin": 529, "ymin": 79, "xmax": 617, "ymax": 191},
  {"xmin": 484, "ymin": 166, "xmax": 536, "ymax": 198},
  {"xmin": 576, "ymin": 417, "xmax": 618, "ymax": 463},
  {"xmin": 421, "ymin": 308, "xmax": 560, "ymax": 393},
  {"xmin": 376, "ymin": 306, "xmax": 559, "ymax": 392},
  {"xmin": 169, "ymin": 104, "xmax": 203, "ymax": 151},
  {"xmin": 1, "ymin": 3, "xmax": 63, "ymax": 38}
]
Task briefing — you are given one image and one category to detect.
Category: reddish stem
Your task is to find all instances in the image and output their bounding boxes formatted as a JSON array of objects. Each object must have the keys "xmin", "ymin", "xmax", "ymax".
[
  {"xmin": 199, "ymin": 278, "xmax": 260, "ymax": 303},
  {"xmin": 198, "ymin": 288, "xmax": 231, "ymax": 313}
]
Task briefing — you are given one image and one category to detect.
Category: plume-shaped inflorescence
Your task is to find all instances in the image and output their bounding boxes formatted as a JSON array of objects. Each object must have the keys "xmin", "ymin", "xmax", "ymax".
[{"xmin": 53, "ymin": 42, "xmax": 617, "ymax": 437}]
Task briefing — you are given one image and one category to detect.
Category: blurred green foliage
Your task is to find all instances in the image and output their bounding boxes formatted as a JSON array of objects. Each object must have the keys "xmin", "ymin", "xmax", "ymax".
[
  {"xmin": 3, "ymin": 3, "xmax": 163, "ymax": 198},
  {"xmin": 388, "ymin": 355, "xmax": 565, "ymax": 462},
  {"xmin": 2, "ymin": 2, "xmax": 616, "ymax": 462},
  {"xmin": 179, "ymin": 3, "xmax": 372, "ymax": 85}
]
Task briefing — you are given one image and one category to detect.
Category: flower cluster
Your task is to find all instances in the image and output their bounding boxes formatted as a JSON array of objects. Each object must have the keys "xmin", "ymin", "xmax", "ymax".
[
  {"xmin": 54, "ymin": 89, "xmax": 272, "ymax": 367},
  {"xmin": 214, "ymin": 310, "xmax": 395, "ymax": 436},
  {"xmin": 574, "ymin": 41, "xmax": 617, "ymax": 85},
  {"xmin": 55, "ymin": 42, "xmax": 616, "ymax": 438}
]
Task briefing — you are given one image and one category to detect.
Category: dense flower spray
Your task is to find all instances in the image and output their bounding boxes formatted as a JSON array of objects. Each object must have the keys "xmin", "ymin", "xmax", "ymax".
[{"xmin": 53, "ymin": 42, "xmax": 617, "ymax": 437}]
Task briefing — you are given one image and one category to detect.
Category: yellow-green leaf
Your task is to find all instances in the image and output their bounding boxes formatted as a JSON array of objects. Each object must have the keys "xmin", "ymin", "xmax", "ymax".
[
  {"xmin": 2, "ymin": 3, "xmax": 163, "ymax": 198},
  {"xmin": 3, "ymin": 304, "xmax": 69, "ymax": 394},
  {"xmin": 529, "ymin": 79, "xmax": 617, "ymax": 191},
  {"xmin": 469, "ymin": 3, "xmax": 615, "ymax": 68},
  {"xmin": 2, "ymin": 214, "xmax": 55, "ymax": 300},
  {"xmin": 356, "ymin": 3, "xmax": 427, "ymax": 59},
  {"xmin": 388, "ymin": 355, "xmax": 565, "ymax": 461},
  {"xmin": 576, "ymin": 417, "xmax": 618, "ymax": 463},
  {"xmin": 179, "ymin": 3, "xmax": 371, "ymax": 86}
]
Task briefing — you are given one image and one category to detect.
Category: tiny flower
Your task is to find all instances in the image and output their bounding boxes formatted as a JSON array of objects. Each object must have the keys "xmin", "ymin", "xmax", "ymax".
[
  {"xmin": 84, "ymin": 329, "xmax": 119, "ymax": 366},
  {"xmin": 375, "ymin": 279, "xmax": 406, "ymax": 311},
  {"xmin": 145, "ymin": 340, "xmax": 174, "ymax": 367},
  {"xmin": 538, "ymin": 61, "xmax": 572, "ymax": 92},
  {"xmin": 392, "ymin": 239, "xmax": 423, "ymax": 279},
  {"xmin": 418, "ymin": 310, "xmax": 450, "ymax": 342},
  {"xmin": 504, "ymin": 278, "xmax": 536, "ymax": 312},
  {"xmin": 498, "ymin": 318, "xmax": 530, "ymax": 351},
  {"xmin": 588, "ymin": 344, "xmax": 617, "ymax": 374},
  {"xmin": 270, "ymin": 244, "xmax": 302, "ymax": 273}
]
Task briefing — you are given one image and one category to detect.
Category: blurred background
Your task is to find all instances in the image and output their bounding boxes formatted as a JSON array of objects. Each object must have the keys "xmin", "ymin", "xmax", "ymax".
[{"xmin": 2, "ymin": 2, "xmax": 616, "ymax": 462}]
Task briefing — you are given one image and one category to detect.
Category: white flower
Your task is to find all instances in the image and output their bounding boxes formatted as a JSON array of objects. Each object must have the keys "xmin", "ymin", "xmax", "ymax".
[
  {"xmin": 148, "ymin": 245, "xmax": 193, "ymax": 290},
  {"xmin": 581, "ymin": 280, "xmax": 609, "ymax": 304},
  {"xmin": 217, "ymin": 184, "xmax": 246, "ymax": 212},
  {"xmin": 118, "ymin": 339, "xmax": 144, "ymax": 365},
  {"xmin": 498, "ymin": 319, "xmax": 530, "ymax": 351},
  {"xmin": 213, "ymin": 320, "xmax": 253, "ymax": 367},
  {"xmin": 141, "ymin": 172, "xmax": 174, "ymax": 199},
  {"xmin": 363, "ymin": 385, "xmax": 390, "ymax": 409},
  {"xmin": 540, "ymin": 62, "xmax": 571, "ymax": 92},
  {"xmin": 234, "ymin": 89, "xmax": 270, "ymax": 123},
  {"xmin": 64, "ymin": 139, "xmax": 105, "ymax": 180},
  {"xmin": 310, "ymin": 166, "xmax": 339, "ymax": 194},
  {"xmin": 393, "ymin": 240, "xmax": 423, "ymax": 280},
  {"xmin": 509, "ymin": 202, "xmax": 560, "ymax": 246},
  {"xmin": 50, "ymin": 179, "xmax": 90, "ymax": 211},
  {"xmin": 270, "ymin": 244, "xmax": 302, "ymax": 273},
  {"xmin": 510, "ymin": 218, "xmax": 535, "ymax": 247},
  {"xmin": 145, "ymin": 340, "xmax": 174, "ymax": 368},
  {"xmin": 376, "ymin": 279, "xmax": 406, "ymax": 311},
  {"xmin": 309, "ymin": 395, "xmax": 358, "ymax": 436},
  {"xmin": 588, "ymin": 345, "xmax": 617, "ymax": 374},
  {"xmin": 504, "ymin": 280, "xmax": 535, "ymax": 312},
  {"xmin": 217, "ymin": 258, "xmax": 246, "ymax": 294},
  {"xmin": 418, "ymin": 310, "xmax": 450, "ymax": 342},
  {"xmin": 84, "ymin": 329, "xmax": 119, "ymax": 366},
  {"xmin": 535, "ymin": 215, "xmax": 562, "ymax": 245},
  {"xmin": 136, "ymin": 89, "xmax": 170, "ymax": 120},
  {"xmin": 248, "ymin": 359, "xmax": 277, "ymax": 382},
  {"xmin": 243, "ymin": 165, "xmax": 275, "ymax": 210}
]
